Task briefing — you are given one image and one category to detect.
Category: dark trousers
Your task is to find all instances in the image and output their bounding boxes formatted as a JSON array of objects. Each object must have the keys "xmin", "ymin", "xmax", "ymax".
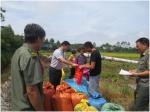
[
  {"xmin": 134, "ymin": 86, "xmax": 149, "ymax": 111},
  {"xmin": 49, "ymin": 67, "xmax": 62, "ymax": 89},
  {"xmin": 69, "ymin": 67, "xmax": 75, "ymax": 78}
]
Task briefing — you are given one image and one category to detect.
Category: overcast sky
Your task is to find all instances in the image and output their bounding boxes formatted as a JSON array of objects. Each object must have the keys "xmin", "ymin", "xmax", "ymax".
[{"xmin": 1, "ymin": 1, "xmax": 149, "ymax": 47}]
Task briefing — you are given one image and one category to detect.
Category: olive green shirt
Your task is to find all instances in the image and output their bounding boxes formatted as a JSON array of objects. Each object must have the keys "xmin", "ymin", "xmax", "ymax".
[
  {"xmin": 11, "ymin": 43, "xmax": 44, "ymax": 111},
  {"xmin": 136, "ymin": 49, "xmax": 149, "ymax": 87}
]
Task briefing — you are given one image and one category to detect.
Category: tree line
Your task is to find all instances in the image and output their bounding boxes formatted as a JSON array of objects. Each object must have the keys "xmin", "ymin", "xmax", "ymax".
[
  {"xmin": 97, "ymin": 42, "xmax": 137, "ymax": 53},
  {"xmin": 1, "ymin": 25, "xmax": 138, "ymax": 69},
  {"xmin": 42, "ymin": 38, "xmax": 84, "ymax": 52},
  {"xmin": 42, "ymin": 38, "xmax": 138, "ymax": 53}
]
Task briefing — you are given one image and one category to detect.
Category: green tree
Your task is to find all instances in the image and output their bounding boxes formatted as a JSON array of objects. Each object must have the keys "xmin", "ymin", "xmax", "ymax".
[
  {"xmin": 70, "ymin": 43, "xmax": 83, "ymax": 50},
  {"xmin": 56, "ymin": 40, "xmax": 60, "ymax": 47},
  {"xmin": 121, "ymin": 41, "xmax": 125, "ymax": 48},
  {"xmin": 44, "ymin": 38, "xmax": 49, "ymax": 44},
  {"xmin": 93, "ymin": 42, "xmax": 96, "ymax": 47},
  {"xmin": 116, "ymin": 41, "xmax": 120, "ymax": 47},
  {"xmin": 127, "ymin": 42, "xmax": 130, "ymax": 48},
  {"xmin": 42, "ymin": 38, "xmax": 49, "ymax": 50},
  {"xmin": 1, "ymin": 25, "xmax": 23, "ymax": 67},
  {"xmin": 0, "ymin": 7, "xmax": 6, "ymax": 22},
  {"xmin": 51, "ymin": 43, "xmax": 58, "ymax": 51},
  {"xmin": 49, "ymin": 38, "xmax": 54, "ymax": 44}
]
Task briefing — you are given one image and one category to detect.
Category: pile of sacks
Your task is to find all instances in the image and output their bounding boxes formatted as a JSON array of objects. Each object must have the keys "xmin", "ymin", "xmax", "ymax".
[{"xmin": 43, "ymin": 78, "xmax": 125, "ymax": 111}]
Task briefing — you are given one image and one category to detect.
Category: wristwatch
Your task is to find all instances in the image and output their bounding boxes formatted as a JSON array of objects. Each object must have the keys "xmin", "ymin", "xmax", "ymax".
[{"xmin": 134, "ymin": 73, "xmax": 138, "ymax": 76}]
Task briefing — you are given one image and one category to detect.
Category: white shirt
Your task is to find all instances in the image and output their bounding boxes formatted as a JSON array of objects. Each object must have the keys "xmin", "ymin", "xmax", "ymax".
[{"xmin": 50, "ymin": 48, "xmax": 67, "ymax": 70}]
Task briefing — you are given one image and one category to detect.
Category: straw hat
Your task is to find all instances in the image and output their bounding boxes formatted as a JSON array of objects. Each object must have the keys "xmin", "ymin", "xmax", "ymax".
[{"xmin": 77, "ymin": 46, "xmax": 86, "ymax": 53}]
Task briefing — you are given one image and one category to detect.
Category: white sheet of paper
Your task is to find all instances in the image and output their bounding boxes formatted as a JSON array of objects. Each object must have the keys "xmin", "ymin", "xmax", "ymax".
[{"xmin": 119, "ymin": 69, "xmax": 132, "ymax": 75}]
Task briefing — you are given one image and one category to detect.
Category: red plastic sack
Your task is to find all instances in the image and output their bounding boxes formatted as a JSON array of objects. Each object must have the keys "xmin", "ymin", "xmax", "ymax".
[
  {"xmin": 43, "ymin": 82, "xmax": 55, "ymax": 111},
  {"xmin": 74, "ymin": 66, "xmax": 83, "ymax": 85}
]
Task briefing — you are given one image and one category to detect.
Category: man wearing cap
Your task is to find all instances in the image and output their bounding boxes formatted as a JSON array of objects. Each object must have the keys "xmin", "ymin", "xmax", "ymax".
[
  {"xmin": 49, "ymin": 41, "xmax": 78, "ymax": 89},
  {"xmin": 79, "ymin": 41, "xmax": 101, "ymax": 95},
  {"xmin": 129, "ymin": 37, "xmax": 149, "ymax": 111}
]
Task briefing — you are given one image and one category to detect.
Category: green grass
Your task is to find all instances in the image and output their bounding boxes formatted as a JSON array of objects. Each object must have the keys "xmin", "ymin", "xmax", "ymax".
[
  {"xmin": 100, "ymin": 82, "xmax": 135, "ymax": 111},
  {"xmin": 40, "ymin": 51, "xmax": 140, "ymax": 60},
  {"xmin": 43, "ymin": 71, "xmax": 49, "ymax": 83},
  {"xmin": 39, "ymin": 50, "xmax": 48, "ymax": 53},
  {"xmin": 101, "ymin": 52, "xmax": 139, "ymax": 60},
  {"xmin": 99, "ymin": 55, "xmax": 137, "ymax": 110}
]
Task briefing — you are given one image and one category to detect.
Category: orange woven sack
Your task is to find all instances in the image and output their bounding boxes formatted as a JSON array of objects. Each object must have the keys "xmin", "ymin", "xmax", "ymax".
[
  {"xmin": 43, "ymin": 82, "xmax": 55, "ymax": 111},
  {"xmin": 56, "ymin": 81, "xmax": 75, "ymax": 94},
  {"xmin": 64, "ymin": 87, "xmax": 75, "ymax": 93},
  {"xmin": 52, "ymin": 91, "xmax": 74, "ymax": 111},
  {"xmin": 71, "ymin": 92, "xmax": 88, "ymax": 108},
  {"xmin": 56, "ymin": 81, "xmax": 68, "ymax": 92},
  {"xmin": 74, "ymin": 66, "xmax": 83, "ymax": 84}
]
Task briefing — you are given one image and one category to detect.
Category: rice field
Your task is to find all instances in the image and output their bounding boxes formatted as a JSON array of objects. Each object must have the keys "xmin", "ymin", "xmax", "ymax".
[{"xmin": 101, "ymin": 52, "xmax": 139, "ymax": 60}]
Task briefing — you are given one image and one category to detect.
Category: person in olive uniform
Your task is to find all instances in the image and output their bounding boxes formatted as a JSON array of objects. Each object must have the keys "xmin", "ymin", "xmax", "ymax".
[
  {"xmin": 129, "ymin": 37, "xmax": 149, "ymax": 111},
  {"xmin": 11, "ymin": 23, "xmax": 46, "ymax": 111}
]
